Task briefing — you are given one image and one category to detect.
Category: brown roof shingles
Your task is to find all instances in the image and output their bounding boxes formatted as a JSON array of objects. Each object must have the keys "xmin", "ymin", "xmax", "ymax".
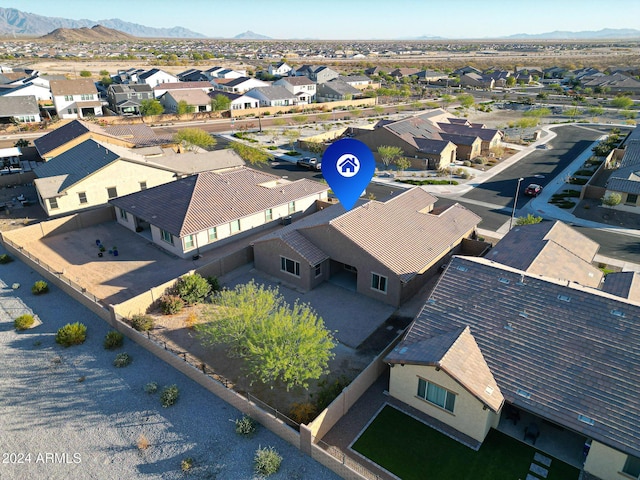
[{"xmin": 50, "ymin": 78, "xmax": 98, "ymax": 96}]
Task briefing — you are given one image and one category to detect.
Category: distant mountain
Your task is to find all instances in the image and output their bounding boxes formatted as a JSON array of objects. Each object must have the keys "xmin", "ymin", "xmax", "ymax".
[
  {"xmin": 0, "ymin": 7, "xmax": 206, "ymax": 38},
  {"xmin": 41, "ymin": 25, "xmax": 134, "ymax": 42},
  {"xmin": 414, "ymin": 35, "xmax": 445, "ymax": 40},
  {"xmin": 504, "ymin": 28, "xmax": 640, "ymax": 40},
  {"xmin": 233, "ymin": 30, "xmax": 271, "ymax": 40}
]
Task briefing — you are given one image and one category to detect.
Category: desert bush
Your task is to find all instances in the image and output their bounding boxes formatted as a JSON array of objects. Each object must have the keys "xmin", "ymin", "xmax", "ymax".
[
  {"xmin": 144, "ymin": 381, "xmax": 158, "ymax": 394},
  {"xmin": 160, "ymin": 384, "xmax": 180, "ymax": 407},
  {"xmin": 113, "ymin": 352, "xmax": 132, "ymax": 368},
  {"xmin": 130, "ymin": 314, "xmax": 154, "ymax": 332},
  {"xmin": 181, "ymin": 457, "xmax": 194, "ymax": 472},
  {"xmin": 254, "ymin": 446, "xmax": 282, "ymax": 476},
  {"xmin": 104, "ymin": 330, "xmax": 124, "ymax": 350},
  {"xmin": 234, "ymin": 415, "xmax": 257, "ymax": 436},
  {"xmin": 14, "ymin": 314, "xmax": 34, "ymax": 331},
  {"xmin": 602, "ymin": 193, "xmax": 622, "ymax": 207},
  {"xmin": 289, "ymin": 402, "xmax": 317, "ymax": 424},
  {"xmin": 185, "ymin": 311, "xmax": 198, "ymax": 329},
  {"xmin": 137, "ymin": 434, "xmax": 150, "ymax": 450},
  {"xmin": 174, "ymin": 273, "xmax": 211, "ymax": 305},
  {"xmin": 55, "ymin": 322, "xmax": 87, "ymax": 347},
  {"xmin": 159, "ymin": 294, "xmax": 184, "ymax": 315},
  {"xmin": 31, "ymin": 280, "xmax": 49, "ymax": 295},
  {"xmin": 0, "ymin": 253, "xmax": 13, "ymax": 264}
]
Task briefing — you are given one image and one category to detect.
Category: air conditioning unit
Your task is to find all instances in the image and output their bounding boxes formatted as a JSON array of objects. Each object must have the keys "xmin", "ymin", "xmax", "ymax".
[{"xmin": 282, "ymin": 216, "xmax": 292, "ymax": 226}]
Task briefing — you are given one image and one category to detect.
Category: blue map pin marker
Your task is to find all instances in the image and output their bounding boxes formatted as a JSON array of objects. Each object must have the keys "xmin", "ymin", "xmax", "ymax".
[{"xmin": 322, "ymin": 138, "xmax": 375, "ymax": 211}]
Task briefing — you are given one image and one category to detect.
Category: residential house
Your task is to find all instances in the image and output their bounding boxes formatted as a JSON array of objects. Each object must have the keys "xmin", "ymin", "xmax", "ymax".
[
  {"xmin": 253, "ymin": 188, "xmax": 480, "ymax": 307},
  {"xmin": 0, "ymin": 95, "xmax": 41, "ymax": 123},
  {"xmin": 109, "ymin": 167, "xmax": 329, "ymax": 258},
  {"xmin": 459, "ymin": 73, "xmax": 495, "ymax": 90},
  {"xmin": 604, "ymin": 127, "xmax": 640, "ymax": 211},
  {"xmin": 111, "ymin": 68, "xmax": 145, "ymax": 84},
  {"xmin": 0, "ymin": 81, "xmax": 52, "ymax": 103},
  {"xmin": 0, "ymin": 146, "xmax": 22, "ymax": 167},
  {"xmin": 245, "ymin": 86, "xmax": 298, "ymax": 107},
  {"xmin": 454, "ymin": 66, "xmax": 482, "ymax": 76},
  {"xmin": 364, "ymin": 66, "xmax": 386, "ymax": 76},
  {"xmin": 106, "ymin": 84, "xmax": 154, "ymax": 116},
  {"xmin": 208, "ymin": 91, "xmax": 259, "ymax": 110},
  {"xmin": 268, "ymin": 62, "xmax": 292, "ymax": 77},
  {"xmin": 273, "ymin": 76, "xmax": 317, "ymax": 102},
  {"xmin": 50, "ymin": 78, "xmax": 102, "ymax": 119},
  {"xmin": 293, "ymin": 65, "xmax": 339, "ymax": 84},
  {"xmin": 202, "ymin": 66, "xmax": 247, "ymax": 81},
  {"xmin": 385, "ymin": 252, "xmax": 640, "ymax": 480},
  {"xmin": 412, "ymin": 70, "xmax": 449, "ymax": 83},
  {"xmin": 136, "ymin": 68, "xmax": 178, "ymax": 87},
  {"xmin": 33, "ymin": 139, "xmax": 244, "ymax": 217},
  {"xmin": 582, "ymin": 72, "xmax": 640, "ymax": 95},
  {"xmin": 160, "ymin": 89, "xmax": 212, "ymax": 113},
  {"xmin": 316, "ymin": 79, "xmax": 362, "ymax": 102},
  {"xmin": 177, "ymin": 69, "xmax": 208, "ymax": 82},
  {"xmin": 437, "ymin": 120, "xmax": 502, "ymax": 153},
  {"xmin": 337, "ymin": 75, "xmax": 375, "ymax": 90},
  {"xmin": 213, "ymin": 77, "xmax": 269, "ymax": 94},
  {"xmin": 152, "ymin": 81, "xmax": 214, "ymax": 99},
  {"xmin": 389, "ymin": 68, "xmax": 420, "ymax": 79}
]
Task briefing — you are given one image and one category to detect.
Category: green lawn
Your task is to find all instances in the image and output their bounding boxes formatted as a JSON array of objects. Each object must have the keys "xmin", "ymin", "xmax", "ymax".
[{"xmin": 352, "ymin": 406, "xmax": 579, "ymax": 480}]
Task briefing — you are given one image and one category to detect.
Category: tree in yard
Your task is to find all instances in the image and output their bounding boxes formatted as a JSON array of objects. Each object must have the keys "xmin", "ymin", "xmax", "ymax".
[
  {"xmin": 283, "ymin": 129, "xmax": 300, "ymax": 149},
  {"xmin": 174, "ymin": 273, "xmax": 211, "ymax": 305},
  {"xmin": 196, "ymin": 281, "xmax": 335, "ymax": 390},
  {"xmin": 173, "ymin": 128, "xmax": 216, "ymax": 151},
  {"xmin": 515, "ymin": 214, "xmax": 543, "ymax": 226},
  {"xmin": 587, "ymin": 106, "xmax": 604, "ymax": 116},
  {"xmin": 79, "ymin": 70, "xmax": 92, "ymax": 77},
  {"xmin": 377, "ymin": 145, "xmax": 403, "ymax": 168},
  {"xmin": 611, "ymin": 95, "xmax": 633, "ymax": 110},
  {"xmin": 229, "ymin": 141, "xmax": 272, "ymax": 165},
  {"xmin": 140, "ymin": 99, "xmax": 164, "ymax": 116},
  {"xmin": 505, "ymin": 76, "xmax": 516, "ymax": 88},
  {"xmin": 394, "ymin": 156, "xmax": 411, "ymax": 172},
  {"xmin": 210, "ymin": 94, "xmax": 231, "ymax": 111},
  {"xmin": 373, "ymin": 105, "xmax": 384, "ymax": 115},
  {"xmin": 457, "ymin": 93, "xmax": 475, "ymax": 110},
  {"xmin": 99, "ymin": 69, "xmax": 110, "ymax": 77},
  {"xmin": 176, "ymin": 100, "xmax": 194, "ymax": 115},
  {"xmin": 514, "ymin": 117, "xmax": 539, "ymax": 139},
  {"xmin": 602, "ymin": 193, "xmax": 622, "ymax": 207},
  {"xmin": 100, "ymin": 75, "xmax": 113, "ymax": 86},
  {"xmin": 440, "ymin": 94, "xmax": 455, "ymax": 109},
  {"xmin": 523, "ymin": 107, "xmax": 551, "ymax": 118}
]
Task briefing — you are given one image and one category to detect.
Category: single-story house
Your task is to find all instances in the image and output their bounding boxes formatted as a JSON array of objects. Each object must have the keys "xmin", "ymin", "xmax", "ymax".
[
  {"xmin": 160, "ymin": 89, "xmax": 212, "ymax": 113},
  {"xmin": 268, "ymin": 62, "xmax": 292, "ymax": 77},
  {"xmin": 245, "ymin": 86, "xmax": 299, "ymax": 107},
  {"xmin": 213, "ymin": 77, "xmax": 269, "ymax": 94},
  {"xmin": 253, "ymin": 188, "xmax": 480, "ymax": 306},
  {"xmin": 109, "ymin": 167, "xmax": 329, "ymax": 259},
  {"xmin": 603, "ymin": 127, "xmax": 640, "ymax": 212},
  {"xmin": 152, "ymin": 81, "xmax": 214, "ymax": 99},
  {"xmin": 316, "ymin": 80, "xmax": 362, "ymax": 102},
  {"xmin": 208, "ymin": 91, "xmax": 259, "ymax": 110},
  {"xmin": 0, "ymin": 95, "xmax": 41, "ymax": 123}
]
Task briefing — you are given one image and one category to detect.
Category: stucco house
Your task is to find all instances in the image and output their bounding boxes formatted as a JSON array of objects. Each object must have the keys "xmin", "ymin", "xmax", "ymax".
[
  {"xmin": 0, "ymin": 95, "xmax": 41, "ymax": 123},
  {"xmin": 268, "ymin": 62, "xmax": 292, "ymax": 77},
  {"xmin": 603, "ymin": 127, "xmax": 640, "ymax": 212},
  {"xmin": 160, "ymin": 89, "xmax": 212, "ymax": 113},
  {"xmin": 106, "ymin": 83, "xmax": 154, "ymax": 116},
  {"xmin": 208, "ymin": 91, "xmax": 259, "ymax": 110},
  {"xmin": 136, "ymin": 68, "xmax": 178, "ymax": 87},
  {"xmin": 273, "ymin": 76, "xmax": 317, "ymax": 102},
  {"xmin": 213, "ymin": 77, "xmax": 269, "ymax": 94},
  {"xmin": 50, "ymin": 78, "xmax": 102, "ymax": 119},
  {"xmin": 0, "ymin": 81, "xmax": 52, "ymax": 103},
  {"xmin": 253, "ymin": 188, "xmax": 480, "ymax": 306},
  {"xmin": 316, "ymin": 80, "xmax": 362, "ymax": 102},
  {"xmin": 385, "ymin": 252, "xmax": 640, "ymax": 480},
  {"xmin": 245, "ymin": 86, "xmax": 299, "ymax": 107},
  {"xmin": 109, "ymin": 167, "xmax": 329, "ymax": 259},
  {"xmin": 293, "ymin": 65, "xmax": 339, "ymax": 84}
]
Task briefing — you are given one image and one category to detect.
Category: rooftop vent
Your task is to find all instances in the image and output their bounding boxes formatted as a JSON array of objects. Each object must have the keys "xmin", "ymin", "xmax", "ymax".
[
  {"xmin": 456, "ymin": 265, "xmax": 468, "ymax": 272},
  {"xmin": 485, "ymin": 386, "xmax": 494, "ymax": 396},
  {"xmin": 519, "ymin": 311, "xmax": 528, "ymax": 318},
  {"xmin": 399, "ymin": 347, "xmax": 408, "ymax": 355},
  {"xmin": 499, "ymin": 277, "xmax": 510, "ymax": 284},
  {"xmin": 504, "ymin": 323, "xmax": 513, "ymax": 331},
  {"xmin": 516, "ymin": 388, "xmax": 531, "ymax": 399},
  {"xmin": 557, "ymin": 294, "xmax": 571, "ymax": 303},
  {"xmin": 578, "ymin": 414, "xmax": 595, "ymax": 426},
  {"xmin": 610, "ymin": 309, "xmax": 626, "ymax": 318}
]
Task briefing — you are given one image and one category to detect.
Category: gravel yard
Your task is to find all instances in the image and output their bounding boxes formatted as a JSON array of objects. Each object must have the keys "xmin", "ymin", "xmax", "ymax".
[{"xmin": 0, "ymin": 247, "xmax": 340, "ymax": 480}]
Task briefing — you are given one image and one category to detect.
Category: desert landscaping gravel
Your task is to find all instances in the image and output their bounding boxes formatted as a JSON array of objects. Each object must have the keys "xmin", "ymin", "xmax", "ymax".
[{"xmin": 0, "ymin": 246, "xmax": 340, "ymax": 480}]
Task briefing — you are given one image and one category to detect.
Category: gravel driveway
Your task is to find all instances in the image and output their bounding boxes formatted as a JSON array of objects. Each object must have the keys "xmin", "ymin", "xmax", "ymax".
[{"xmin": 0, "ymin": 246, "xmax": 340, "ymax": 480}]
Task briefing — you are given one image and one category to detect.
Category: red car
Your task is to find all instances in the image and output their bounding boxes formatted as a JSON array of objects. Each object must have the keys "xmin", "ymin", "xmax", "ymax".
[{"xmin": 524, "ymin": 184, "xmax": 543, "ymax": 196}]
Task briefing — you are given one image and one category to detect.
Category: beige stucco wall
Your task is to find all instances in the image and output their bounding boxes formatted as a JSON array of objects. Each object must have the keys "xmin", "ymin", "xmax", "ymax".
[
  {"xmin": 584, "ymin": 440, "xmax": 630, "ymax": 480},
  {"xmin": 388, "ymin": 364, "xmax": 498, "ymax": 443},
  {"xmin": 39, "ymin": 159, "xmax": 176, "ymax": 217},
  {"xmin": 42, "ymin": 132, "xmax": 135, "ymax": 161}
]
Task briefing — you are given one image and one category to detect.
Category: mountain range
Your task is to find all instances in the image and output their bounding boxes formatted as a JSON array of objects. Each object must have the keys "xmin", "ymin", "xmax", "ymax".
[
  {"xmin": 41, "ymin": 25, "xmax": 134, "ymax": 42},
  {"xmin": 504, "ymin": 28, "xmax": 640, "ymax": 40}
]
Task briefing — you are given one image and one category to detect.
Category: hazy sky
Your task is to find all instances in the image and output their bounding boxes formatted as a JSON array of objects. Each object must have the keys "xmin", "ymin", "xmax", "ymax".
[{"xmin": 5, "ymin": 0, "xmax": 640, "ymax": 39}]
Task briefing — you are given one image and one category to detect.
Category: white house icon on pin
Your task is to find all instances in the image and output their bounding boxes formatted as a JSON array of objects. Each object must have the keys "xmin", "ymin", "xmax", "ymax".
[{"xmin": 337, "ymin": 154, "xmax": 360, "ymax": 178}]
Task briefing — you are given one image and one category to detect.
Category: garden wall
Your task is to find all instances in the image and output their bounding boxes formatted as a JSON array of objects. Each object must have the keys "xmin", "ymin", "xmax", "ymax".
[
  {"xmin": 230, "ymin": 98, "xmax": 377, "ymax": 118},
  {"xmin": 0, "ymin": 171, "xmax": 36, "ymax": 187}
]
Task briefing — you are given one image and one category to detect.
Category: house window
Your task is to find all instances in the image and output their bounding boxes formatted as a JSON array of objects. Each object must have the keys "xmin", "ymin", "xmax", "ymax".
[
  {"xmin": 371, "ymin": 273, "xmax": 388, "ymax": 293},
  {"xmin": 64, "ymin": 95, "xmax": 73, "ymax": 101},
  {"xmin": 623, "ymin": 455, "xmax": 640, "ymax": 478},
  {"xmin": 107, "ymin": 187, "xmax": 118, "ymax": 199},
  {"xmin": 184, "ymin": 235, "xmax": 194, "ymax": 249},
  {"xmin": 78, "ymin": 192, "xmax": 87, "ymax": 204},
  {"xmin": 139, "ymin": 181, "xmax": 147, "ymax": 190},
  {"xmin": 230, "ymin": 219, "xmax": 241, "ymax": 233},
  {"xmin": 67, "ymin": 109, "xmax": 73, "ymax": 115},
  {"xmin": 315, "ymin": 264, "xmax": 322, "ymax": 277},
  {"xmin": 161, "ymin": 229, "xmax": 173, "ymax": 245},
  {"xmin": 417, "ymin": 378, "xmax": 456, "ymax": 413},
  {"xmin": 49, "ymin": 198, "xmax": 59, "ymax": 210},
  {"xmin": 281, "ymin": 256, "xmax": 300, "ymax": 277},
  {"xmin": 288, "ymin": 201, "xmax": 295, "ymax": 214},
  {"xmin": 119, "ymin": 208, "xmax": 127, "ymax": 220},
  {"xmin": 626, "ymin": 193, "xmax": 638, "ymax": 205},
  {"xmin": 265, "ymin": 208, "xmax": 273, "ymax": 221},
  {"xmin": 208, "ymin": 227, "xmax": 217, "ymax": 242}
]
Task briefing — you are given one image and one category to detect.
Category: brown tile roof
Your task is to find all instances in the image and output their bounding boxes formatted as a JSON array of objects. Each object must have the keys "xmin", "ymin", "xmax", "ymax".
[
  {"xmin": 103, "ymin": 124, "xmax": 171, "ymax": 147},
  {"xmin": 330, "ymin": 188, "xmax": 480, "ymax": 281},
  {"xmin": 164, "ymin": 89, "xmax": 212, "ymax": 105},
  {"xmin": 280, "ymin": 230, "xmax": 329, "ymax": 265},
  {"xmin": 110, "ymin": 167, "xmax": 328, "ymax": 237},
  {"xmin": 152, "ymin": 81, "xmax": 212, "ymax": 91},
  {"xmin": 396, "ymin": 255, "xmax": 640, "ymax": 458},
  {"xmin": 50, "ymin": 78, "xmax": 98, "ymax": 96}
]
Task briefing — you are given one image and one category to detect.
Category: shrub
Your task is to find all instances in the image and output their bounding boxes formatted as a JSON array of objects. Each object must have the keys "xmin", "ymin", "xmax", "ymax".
[
  {"xmin": 234, "ymin": 415, "xmax": 257, "ymax": 436},
  {"xmin": 254, "ymin": 446, "xmax": 282, "ymax": 476},
  {"xmin": 144, "ymin": 381, "xmax": 158, "ymax": 394},
  {"xmin": 159, "ymin": 294, "xmax": 184, "ymax": 315},
  {"xmin": 113, "ymin": 352, "xmax": 132, "ymax": 368},
  {"xmin": 602, "ymin": 193, "xmax": 622, "ymax": 207},
  {"xmin": 137, "ymin": 434, "xmax": 150, "ymax": 450},
  {"xmin": 104, "ymin": 330, "xmax": 124, "ymax": 350},
  {"xmin": 206, "ymin": 276, "xmax": 221, "ymax": 292},
  {"xmin": 14, "ymin": 314, "xmax": 34, "ymax": 331},
  {"xmin": 55, "ymin": 322, "xmax": 87, "ymax": 347},
  {"xmin": 181, "ymin": 457, "xmax": 194, "ymax": 472},
  {"xmin": 160, "ymin": 384, "xmax": 180, "ymax": 407},
  {"xmin": 130, "ymin": 314, "xmax": 154, "ymax": 332},
  {"xmin": 289, "ymin": 402, "xmax": 317, "ymax": 424},
  {"xmin": 174, "ymin": 273, "xmax": 211, "ymax": 305},
  {"xmin": 315, "ymin": 376, "xmax": 350, "ymax": 411},
  {"xmin": 31, "ymin": 280, "xmax": 49, "ymax": 295},
  {"xmin": 0, "ymin": 253, "xmax": 13, "ymax": 264},
  {"xmin": 185, "ymin": 311, "xmax": 198, "ymax": 329}
]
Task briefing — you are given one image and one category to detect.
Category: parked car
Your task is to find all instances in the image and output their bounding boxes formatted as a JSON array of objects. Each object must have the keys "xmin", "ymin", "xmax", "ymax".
[
  {"xmin": 297, "ymin": 157, "xmax": 321, "ymax": 171},
  {"xmin": 524, "ymin": 184, "xmax": 543, "ymax": 196}
]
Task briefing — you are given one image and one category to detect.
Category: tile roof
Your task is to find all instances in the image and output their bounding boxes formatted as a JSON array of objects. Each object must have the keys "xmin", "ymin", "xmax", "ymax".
[
  {"xmin": 279, "ymin": 76, "xmax": 315, "ymax": 86},
  {"xmin": 397, "ymin": 255, "xmax": 640, "ymax": 458},
  {"xmin": 318, "ymin": 80, "xmax": 361, "ymax": 96},
  {"xmin": 102, "ymin": 124, "xmax": 171, "ymax": 147},
  {"xmin": 250, "ymin": 86, "xmax": 296, "ymax": 101},
  {"xmin": 487, "ymin": 221, "xmax": 603, "ymax": 288},
  {"xmin": 34, "ymin": 120, "xmax": 115, "ymax": 157},
  {"xmin": 0, "ymin": 95, "xmax": 39, "ymax": 116},
  {"xmin": 602, "ymin": 272, "xmax": 640, "ymax": 302},
  {"xmin": 108, "ymin": 84, "xmax": 153, "ymax": 94},
  {"xmin": 280, "ymin": 229, "xmax": 329, "ymax": 265},
  {"xmin": 164, "ymin": 89, "xmax": 212, "ymax": 105},
  {"xmin": 413, "ymin": 138, "xmax": 452, "ymax": 154},
  {"xmin": 109, "ymin": 167, "xmax": 329, "ymax": 237},
  {"xmin": 606, "ymin": 177, "xmax": 640, "ymax": 195},
  {"xmin": 50, "ymin": 78, "xmax": 97, "ymax": 96},
  {"xmin": 152, "ymin": 81, "xmax": 212, "ymax": 91},
  {"xmin": 386, "ymin": 326, "xmax": 504, "ymax": 412}
]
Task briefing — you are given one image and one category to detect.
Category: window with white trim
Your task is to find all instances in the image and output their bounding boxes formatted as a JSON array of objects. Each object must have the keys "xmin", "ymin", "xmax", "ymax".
[
  {"xmin": 417, "ymin": 378, "xmax": 455, "ymax": 413},
  {"xmin": 315, "ymin": 264, "xmax": 322, "ymax": 277},
  {"xmin": 265, "ymin": 208, "xmax": 273, "ymax": 221},
  {"xmin": 78, "ymin": 192, "xmax": 87, "ymax": 204},
  {"xmin": 49, "ymin": 198, "xmax": 58, "ymax": 210},
  {"xmin": 624, "ymin": 455, "xmax": 640, "ymax": 479},
  {"xmin": 184, "ymin": 235, "xmax": 194, "ymax": 249},
  {"xmin": 208, "ymin": 227, "xmax": 217, "ymax": 242},
  {"xmin": 371, "ymin": 272, "xmax": 388, "ymax": 293},
  {"xmin": 119, "ymin": 208, "xmax": 127, "ymax": 220},
  {"xmin": 281, "ymin": 256, "xmax": 300, "ymax": 277},
  {"xmin": 139, "ymin": 181, "xmax": 147, "ymax": 190},
  {"xmin": 161, "ymin": 229, "xmax": 173, "ymax": 245},
  {"xmin": 107, "ymin": 187, "xmax": 118, "ymax": 199},
  {"xmin": 230, "ymin": 219, "xmax": 240, "ymax": 233},
  {"xmin": 288, "ymin": 201, "xmax": 295, "ymax": 214}
]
